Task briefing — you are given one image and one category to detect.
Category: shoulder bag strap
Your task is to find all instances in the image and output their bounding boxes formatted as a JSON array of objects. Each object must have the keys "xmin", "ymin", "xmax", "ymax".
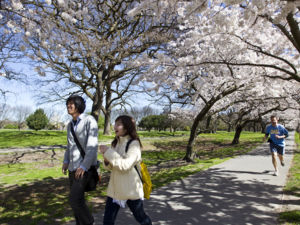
[
  {"xmin": 70, "ymin": 122, "xmax": 85, "ymax": 159},
  {"xmin": 126, "ymin": 139, "xmax": 143, "ymax": 182}
]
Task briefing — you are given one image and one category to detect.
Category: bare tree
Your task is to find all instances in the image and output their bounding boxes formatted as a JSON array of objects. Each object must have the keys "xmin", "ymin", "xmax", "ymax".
[
  {"xmin": 3, "ymin": 0, "xmax": 178, "ymax": 134},
  {"xmin": 0, "ymin": 103, "xmax": 12, "ymax": 128},
  {"xmin": 125, "ymin": 106, "xmax": 159, "ymax": 122},
  {"xmin": 0, "ymin": 4, "xmax": 27, "ymax": 102},
  {"xmin": 13, "ymin": 105, "xmax": 32, "ymax": 130}
]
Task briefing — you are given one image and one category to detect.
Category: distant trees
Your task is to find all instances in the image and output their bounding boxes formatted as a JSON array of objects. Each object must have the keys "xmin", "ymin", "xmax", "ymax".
[
  {"xmin": 0, "ymin": 103, "xmax": 12, "ymax": 128},
  {"xmin": 139, "ymin": 115, "xmax": 169, "ymax": 132},
  {"xmin": 138, "ymin": 112, "xmax": 193, "ymax": 132},
  {"xmin": 26, "ymin": 109, "xmax": 49, "ymax": 131},
  {"xmin": 13, "ymin": 105, "xmax": 32, "ymax": 130},
  {"xmin": 126, "ymin": 106, "xmax": 160, "ymax": 123}
]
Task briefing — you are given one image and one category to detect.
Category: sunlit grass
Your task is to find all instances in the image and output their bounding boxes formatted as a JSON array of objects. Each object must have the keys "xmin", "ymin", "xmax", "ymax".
[
  {"xmin": 0, "ymin": 161, "xmax": 62, "ymax": 187},
  {"xmin": 279, "ymin": 132, "xmax": 300, "ymax": 225},
  {"xmin": 0, "ymin": 131, "xmax": 264, "ymax": 224},
  {"xmin": 0, "ymin": 130, "xmax": 114, "ymax": 148}
]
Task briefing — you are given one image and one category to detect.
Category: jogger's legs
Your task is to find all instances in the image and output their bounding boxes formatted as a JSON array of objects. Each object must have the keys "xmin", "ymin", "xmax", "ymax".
[
  {"xmin": 278, "ymin": 153, "xmax": 284, "ymax": 165},
  {"xmin": 271, "ymin": 152, "xmax": 278, "ymax": 171}
]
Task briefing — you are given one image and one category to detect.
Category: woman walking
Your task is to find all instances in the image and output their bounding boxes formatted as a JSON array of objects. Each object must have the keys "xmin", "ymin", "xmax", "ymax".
[{"xmin": 99, "ymin": 115, "xmax": 152, "ymax": 225}]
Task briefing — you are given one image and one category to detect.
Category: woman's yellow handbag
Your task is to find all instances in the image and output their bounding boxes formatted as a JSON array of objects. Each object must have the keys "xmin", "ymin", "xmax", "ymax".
[
  {"xmin": 126, "ymin": 140, "xmax": 153, "ymax": 199},
  {"xmin": 140, "ymin": 161, "xmax": 152, "ymax": 199}
]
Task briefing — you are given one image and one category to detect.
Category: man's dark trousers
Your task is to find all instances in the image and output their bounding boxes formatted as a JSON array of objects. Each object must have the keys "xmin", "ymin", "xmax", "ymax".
[{"xmin": 69, "ymin": 171, "xmax": 94, "ymax": 225}]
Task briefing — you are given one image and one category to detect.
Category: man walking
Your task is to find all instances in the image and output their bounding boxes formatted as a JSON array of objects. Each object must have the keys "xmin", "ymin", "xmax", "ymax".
[
  {"xmin": 263, "ymin": 115, "xmax": 289, "ymax": 176},
  {"xmin": 62, "ymin": 95, "xmax": 98, "ymax": 225}
]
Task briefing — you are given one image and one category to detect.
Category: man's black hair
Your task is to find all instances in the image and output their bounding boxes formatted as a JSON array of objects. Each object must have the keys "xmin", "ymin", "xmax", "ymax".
[{"xmin": 66, "ymin": 95, "xmax": 86, "ymax": 114}]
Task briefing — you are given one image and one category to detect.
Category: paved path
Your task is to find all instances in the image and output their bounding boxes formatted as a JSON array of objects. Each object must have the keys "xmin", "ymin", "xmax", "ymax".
[{"xmin": 68, "ymin": 132, "xmax": 297, "ymax": 225}]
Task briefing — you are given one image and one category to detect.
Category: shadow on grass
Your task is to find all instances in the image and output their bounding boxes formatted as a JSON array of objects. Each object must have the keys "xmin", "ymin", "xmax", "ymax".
[
  {"xmin": 0, "ymin": 176, "xmax": 107, "ymax": 225},
  {"xmin": 279, "ymin": 210, "xmax": 300, "ymax": 224},
  {"xmin": 285, "ymin": 187, "xmax": 300, "ymax": 198}
]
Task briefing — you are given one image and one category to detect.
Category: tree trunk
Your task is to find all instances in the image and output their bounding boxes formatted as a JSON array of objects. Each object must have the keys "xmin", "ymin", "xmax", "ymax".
[
  {"xmin": 91, "ymin": 105, "xmax": 100, "ymax": 122},
  {"xmin": 232, "ymin": 125, "xmax": 242, "ymax": 145},
  {"xmin": 260, "ymin": 120, "xmax": 266, "ymax": 133},
  {"xmin": 104, "ymin": 112, "xmax": 111, "ymax": 135},
  {"xmin": 205, "ymin": 115, "xmax": 211, "ymax": 132},
  {"xmin": 103, "ymin": 81, "xmax": 113, "ymax": 135},
  {"xmin": 227, "ymin": 124, "xmax": 231, "ymax": 132},
  {"xmin": 90, "ymin": 81, "xmax": 103, "ymax": 123},
  {"xmin": 184, "ymin": 107, "xmax": 211, "ymax": 162},
  {"xmin": 183, "ymin": 86, "xmax": 240, "ymax": 161}
]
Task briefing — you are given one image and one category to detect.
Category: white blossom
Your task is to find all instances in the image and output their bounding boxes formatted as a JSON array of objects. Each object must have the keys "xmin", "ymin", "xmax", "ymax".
[
  {"xmin": 57, "ymin": 0, "xmax": 65, "ymax": 7},
  {"xmin": 12, "ymin": 0, "xmax": 23, "ymax": 10},
  {"xmin": 45, "ymin": 0, "xmax": 52, "ymax": 5}
]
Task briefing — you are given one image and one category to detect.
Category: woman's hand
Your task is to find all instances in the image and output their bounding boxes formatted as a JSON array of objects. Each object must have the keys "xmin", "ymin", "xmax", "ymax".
[
  {"xmin": 104, "ymin": 158, "xmax": 110, "ymax": 166},
  {"xmin": 99, "ymin": 145, "xmax": 108, "ymax": 154}
]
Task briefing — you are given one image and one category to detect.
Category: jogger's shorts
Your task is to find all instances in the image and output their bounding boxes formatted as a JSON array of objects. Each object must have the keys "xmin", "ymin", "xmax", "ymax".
[{"xmin": 270, "ymin": 142, "xmax": 285, "ymax": 155}]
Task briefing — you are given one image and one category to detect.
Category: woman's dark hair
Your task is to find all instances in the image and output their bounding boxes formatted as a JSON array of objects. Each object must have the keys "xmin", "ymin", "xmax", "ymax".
[
  {"xmin": 112, "ymin": 115, "xmax": 142, "ymax": 148},
  {"xmin": 66, "ymin": 95, "xmax": 86, "ymax": 114}
]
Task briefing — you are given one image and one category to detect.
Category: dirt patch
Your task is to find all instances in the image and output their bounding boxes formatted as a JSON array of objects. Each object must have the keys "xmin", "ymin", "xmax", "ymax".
[
  {"xmin": 0, "ymin": 141, "xmax": 258, "ymax": 225},
  {"xmin": 0, "ymin": 148, "xmax": 65, "ymax": 165},
  {"xmin": 0, "ymin": 147, "xmax": 189, "ymax": 225}
]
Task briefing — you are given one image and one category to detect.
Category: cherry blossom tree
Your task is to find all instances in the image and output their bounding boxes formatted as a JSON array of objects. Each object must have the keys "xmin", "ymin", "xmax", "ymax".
[
  {"xmin": 133, "ymin": 0, "xmax": 300, "ymax": 83},
  {"xmin": 140, "ymin": 57, "xmax": 261, "ymax": 161},
  {"xmin": 231, "ymin": 98, "xmax": 296, "ymax": 144},
  {"xmin": 134, "ymin": 1, "xmax": 300, "ymax": 161},
  {"xmin": 1, "ymin": 0, "xmax": 177, "ymax": 134}
]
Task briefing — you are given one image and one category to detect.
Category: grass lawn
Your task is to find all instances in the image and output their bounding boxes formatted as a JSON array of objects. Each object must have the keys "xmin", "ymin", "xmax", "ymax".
[
  {"xmin": 279, "ymin": 132, "xmax": 300, "ymax": 225},
  {"xmin": 0, "ymin": 129, "xmax": 190, "ymax": 148},
  {"xmin": 0, "ymin": 130, "xmax": 264, "ymax": 225},
  {"xmin": 0, "ymin": 129, "xmax": 116, "ymax": 148}
]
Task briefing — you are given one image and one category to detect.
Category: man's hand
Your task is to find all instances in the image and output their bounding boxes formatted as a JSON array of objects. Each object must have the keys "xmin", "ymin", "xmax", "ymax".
[
  {"xmin": 75, "ymin": 167, "xmax": 85, "ymax": 179},
  {"xmin": 62, "ymin": 163, "xmax": 69, "ymax": 175}
]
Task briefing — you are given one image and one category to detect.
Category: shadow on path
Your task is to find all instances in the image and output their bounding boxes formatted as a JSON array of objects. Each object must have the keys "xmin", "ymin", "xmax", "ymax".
[
  {"xmin": 68, "ymin": 132, "xmax": 297, "ymax": 225},
  {"xmin": 110, "ymin": 168, "xmax": 283, "ymax": 225}
]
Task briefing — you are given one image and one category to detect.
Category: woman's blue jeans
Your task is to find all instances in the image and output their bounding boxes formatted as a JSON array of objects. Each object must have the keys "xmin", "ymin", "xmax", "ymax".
[{"xmin": 103, "ymin": 197, "xmax": 152, "ymax": 225}]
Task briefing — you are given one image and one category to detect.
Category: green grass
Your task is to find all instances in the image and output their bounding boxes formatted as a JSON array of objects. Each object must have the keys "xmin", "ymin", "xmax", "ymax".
[
  {"xmin": 279, "ymin": 132, "xmax": 300, "ymax": 225},
  {"xmin": 145, "ymin": 131, "xmax": 263, "ymax": 187},
  {"xmin": 150, "ymin": 157, "xmax": 227, "ymax": 188},
  {"xmin": 0, "ymin": 129, "xmax": 189, "ymax": 148},
  {"xmin": 0, "ymin": 160, "xmax": 62, "ymax": 186},
  {"xmin": 0, "ymin": 130, "xmax": 68, "ymax": 148},
  {"xmin": 137, "ymin": 130, "xmax": 189, "ymax": 137},
  {"xmin": 0, "ymin": 129, "xmax": 257, "ymax": 149},
  {"xmin": 279, "ymin": 211, "xmax": 300, "ymax": 224},
  {"xmin": 0, "ymin": 130, "xmax": 264, "ymax": 225},
  {"xmin": 0, "ymin": 129, "xmax": 114, "ymax": 148}
]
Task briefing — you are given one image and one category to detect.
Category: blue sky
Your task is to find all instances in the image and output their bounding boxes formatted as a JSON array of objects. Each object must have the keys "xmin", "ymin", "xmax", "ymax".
[
  {"xmin": 0, "ymin": 62, "xmax": 160, "ymax": 122},
  {"xmin": 0, "ymin": 73, "xmax": 37, "ymax": 107}
]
